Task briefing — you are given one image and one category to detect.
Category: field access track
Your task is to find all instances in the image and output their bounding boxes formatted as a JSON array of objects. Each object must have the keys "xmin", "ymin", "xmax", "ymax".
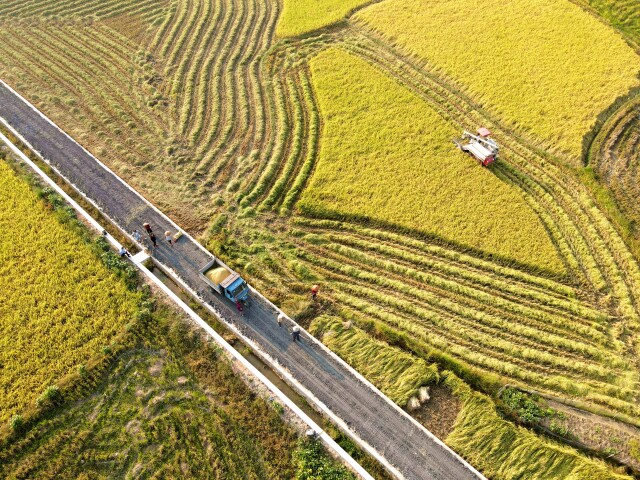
[{"xmin": 0, "ymin": 81, "xmax": 482, "ymax": 480}]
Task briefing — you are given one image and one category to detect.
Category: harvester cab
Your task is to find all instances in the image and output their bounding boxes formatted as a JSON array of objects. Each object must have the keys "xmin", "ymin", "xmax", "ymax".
[{"xmin": 453, "ymin": 127, "xmax": 499, "ymax": 166}]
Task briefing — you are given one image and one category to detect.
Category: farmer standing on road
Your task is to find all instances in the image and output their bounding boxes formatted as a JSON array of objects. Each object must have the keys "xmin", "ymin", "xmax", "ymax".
[
  {"xmin": 292, "ymin": 325, "xmax": 301, "ymax": 342},
  {"xmin": 143, "ymin": 223, "xmax": 153, "ymax": 235},
  {"xmin": 149, "ymin": 232, "xmax": 158, "ymax": 249},
  {"xmin": 165, "ymin": 230, "xmax": 173, "ymax": 247},
  {"xmin": 277, "ymin": 312, "xmax": 285, "ymax": 327},
  {"xmin": 236, "ymin": 299, "xmax": 244, "ymax": 313}
]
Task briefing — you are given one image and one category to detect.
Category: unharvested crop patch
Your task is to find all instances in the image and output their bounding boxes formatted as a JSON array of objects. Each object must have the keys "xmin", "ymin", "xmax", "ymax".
[
  {"xmin": 0, "ymin": 161, "xmax": 141, "ymax": 423},
  {"xmin": 443, "ymin": 372, "xmax": 631, "ymax": 480},
  {"xmin": 276, "ymin": 0, "xmax": 371, "ymax": 38},
  {"xmin": 356, "ymin": 0, "xmax": 640, "ymax": 160},
  {"xmin": 301, "ymin": 47, "xmax": 564, "ymax": 274},
  {"xmin": 311, "ymin": 315, "xmax": 438, "ymax": 406}
]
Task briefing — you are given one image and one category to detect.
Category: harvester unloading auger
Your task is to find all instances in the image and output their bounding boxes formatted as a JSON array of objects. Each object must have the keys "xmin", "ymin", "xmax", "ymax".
[{"xmin": 453, "ymin": 127, "xmax": 499, "ymax": 166}]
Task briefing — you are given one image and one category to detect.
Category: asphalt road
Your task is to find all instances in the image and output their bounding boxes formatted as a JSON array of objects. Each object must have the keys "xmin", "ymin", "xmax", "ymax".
[{"xmin": 0, "ymin": 81, "xmax": 482, "ymax": 480}]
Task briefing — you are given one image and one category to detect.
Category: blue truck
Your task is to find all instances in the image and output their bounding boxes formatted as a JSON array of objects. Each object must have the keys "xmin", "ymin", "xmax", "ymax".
[{"xmin": 199, "ymin": 258, "xmax": 250, "ymax": 304}]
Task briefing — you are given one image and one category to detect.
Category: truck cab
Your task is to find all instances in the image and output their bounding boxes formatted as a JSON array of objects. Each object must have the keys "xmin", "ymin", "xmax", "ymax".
[{"xmin": 221, "ymin": 273, "xmax": 249, "ymax": 302}]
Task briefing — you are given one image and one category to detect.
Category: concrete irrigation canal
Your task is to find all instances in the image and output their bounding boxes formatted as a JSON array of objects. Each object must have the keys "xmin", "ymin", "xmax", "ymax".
[{"xmin": 0, "ymin": 80, "xmax": 483, "ymax": 480}]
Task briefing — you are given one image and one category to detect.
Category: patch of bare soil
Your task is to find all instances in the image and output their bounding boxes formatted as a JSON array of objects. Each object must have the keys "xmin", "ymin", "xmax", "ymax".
[
  {"xmin": 130, "ymin": 463, "xmax": 143, "ymax": 477},
  {"xmin": 411, "ymin": 384, "xmax": 461, "ymax": 440},
  {"xmin": 148, "ymin": 359, "xmax": 164, "ymax": 377},
  {"xmin": 125, "ymin": 419, "xmax": 142, "ymax": 438}
]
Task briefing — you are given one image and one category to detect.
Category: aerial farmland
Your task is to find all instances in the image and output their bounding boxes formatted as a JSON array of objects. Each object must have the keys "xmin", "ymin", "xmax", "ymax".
[{"xmin": 1, "ymin": 0, "xmax": 640, "ymax": 478}]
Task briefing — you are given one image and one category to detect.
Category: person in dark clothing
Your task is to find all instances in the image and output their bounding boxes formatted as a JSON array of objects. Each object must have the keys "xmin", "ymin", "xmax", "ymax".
[
  {"xmin": 236, "ymin": 299, "xmax": 244, "ymax": 313},
  {"xmin": 119, "ymin": 246, "xmax": 131, "ymax": 258},
  {"xmin": 143, "ymin": 223, "xmax": 153, "ymax": 235},
  {"xmin": 149, "ymin": 232, "xmax": 158, "ymax": 248}
]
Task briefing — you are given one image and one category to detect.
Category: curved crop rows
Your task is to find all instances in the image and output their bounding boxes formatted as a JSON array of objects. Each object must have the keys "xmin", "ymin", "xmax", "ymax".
[
  {"xmin": 0, "ymin": 22, "xmax": 164, "ymax": 170},
  {"xmin": 148, "ymin": 0, "xmax": 281, "ymax": 194},
  {"xmin": 339, "ymin": 27, "xmax": 640, "ymax": 322},
  {"xmin": 287, "ymin": 218, "xmax": 638, "ymax": 416},
  {"xmin": 591, "ymin": 96, "xmax": 640, "ymax": 230},
  {"xmin": 237, "ymin": 38, "xmax": 324, "ymax": 212},
  {"xmin": 0, "ymin": 0, "xmax": 167, "ymax": 22}
]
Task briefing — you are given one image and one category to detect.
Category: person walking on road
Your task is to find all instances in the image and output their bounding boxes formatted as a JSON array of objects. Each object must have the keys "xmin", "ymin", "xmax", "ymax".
[
  {"xmin": 292, "ymin": 325, "xmax": 301, "ymax": 342},
  {"xmin": 165, "ymin": 230, "xmax": 173, "ymax": 247},
  {"xmin": 143, "ymin": 223, "xmax": 153, "ymax": 235},
  {"xmin": 149, "ymin": 232, "xmax": 158, "ymax": 249},
  {"xmin": 277, "ymin": 312, "xmax": 285, "ymax": 327},
  {"xmin": 311, "ymin": 284, "xmax": 319, "ymax": 302},
  {"xmin": 132, "ymin": 229, "xmax": 142, "ymax": 243},
  {"xmin": 236, "ymin": 299, "xmax": 244, "ymax": 313}
]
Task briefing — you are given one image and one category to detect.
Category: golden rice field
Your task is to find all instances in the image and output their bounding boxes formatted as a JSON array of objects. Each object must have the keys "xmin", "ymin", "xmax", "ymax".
[
  {"xmin": 355, "ymin": 0, "xmax": 640, "ymax": 161},
  {"xmin": 276, "ymin": 0, "xmax": 370, "ymax": 38},
  {"xmin": 301, "ymin": 47, "xmax": 564, "ymax": 274},
  {"xmin": 0, "ymin": 161, "xmax": 141, "ymax": 423},
  {"xmin": 2, "ymin": 0, "xmax": 640, "ymax": 476}
]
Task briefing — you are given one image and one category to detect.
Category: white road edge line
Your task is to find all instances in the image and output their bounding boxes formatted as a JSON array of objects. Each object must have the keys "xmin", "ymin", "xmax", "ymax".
[
  {"xmin": 0, "ymin": 77, "xmax": 485, "ymax": 479},
  {"xmin": 0, "ymin": 130, "xmax": 375, "ymax": 480}
]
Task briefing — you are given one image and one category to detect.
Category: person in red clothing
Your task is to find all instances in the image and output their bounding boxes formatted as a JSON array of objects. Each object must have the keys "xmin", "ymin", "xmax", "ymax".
[{"xmin": 311, "ymin": 284, "xmax": 319, "ymax": 302}]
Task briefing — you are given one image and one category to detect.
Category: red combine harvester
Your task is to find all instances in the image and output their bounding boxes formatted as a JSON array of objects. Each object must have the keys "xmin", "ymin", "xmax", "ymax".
[{"xmin": 453, "ymin": 127, "xmax": 499, "ymax": 166}]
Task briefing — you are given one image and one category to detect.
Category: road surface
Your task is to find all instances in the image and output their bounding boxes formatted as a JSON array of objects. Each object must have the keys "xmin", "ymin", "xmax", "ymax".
[{"xmin": 0, "ymin": 81, "xmax": 482, "ymax": 480}]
